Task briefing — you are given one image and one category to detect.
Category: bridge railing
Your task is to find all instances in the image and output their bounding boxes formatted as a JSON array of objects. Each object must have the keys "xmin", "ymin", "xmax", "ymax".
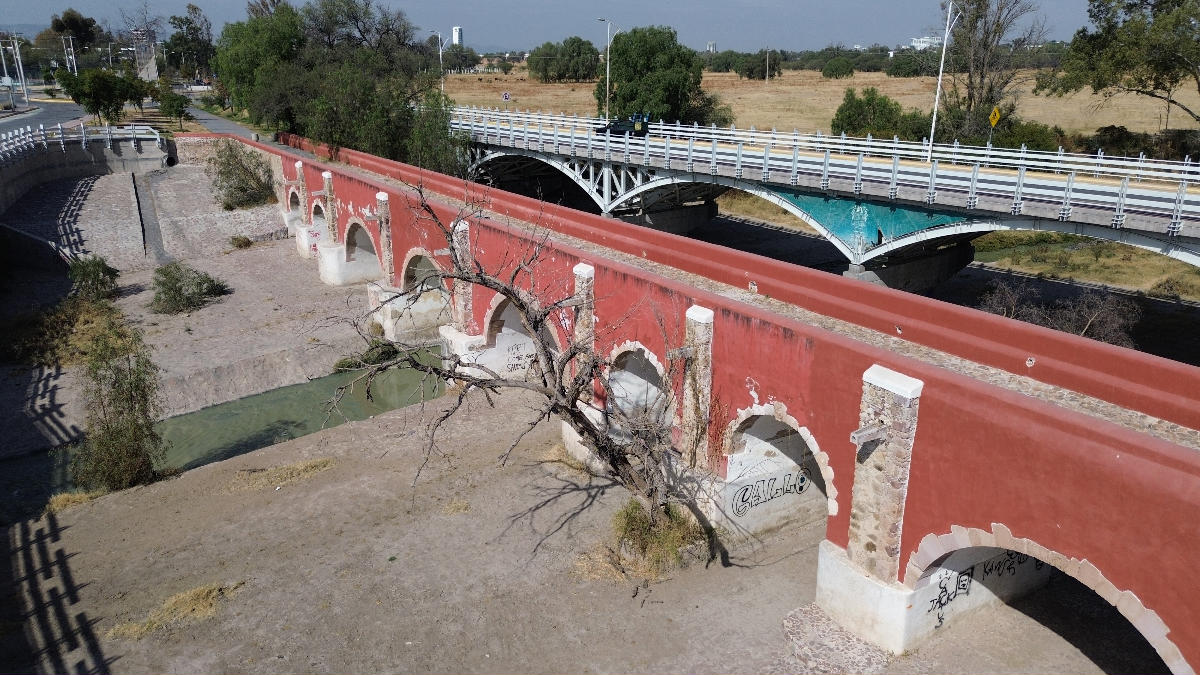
[
  {"xmin": 451, "ymin": 108, "xmax": 1199, "ymax": 232},
  {"xmin": 453, "ymin": 106, "xmax": 1200, "ymax": 186},
  {"xmin": 0, "ymin": 123, "xmax": 163, "ymax": 165}
]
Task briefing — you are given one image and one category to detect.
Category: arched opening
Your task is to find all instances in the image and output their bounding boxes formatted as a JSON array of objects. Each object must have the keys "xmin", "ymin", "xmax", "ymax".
[
  {"xmin": 289, "ymin": 191, "xmax": 301, "ymax": 215},
  {"xmin": 916, "ymin": 546, "xmax": 1171, "ymax": 674},
  {"xmin": 382, "ymin": 254, "xmax": 450, "ymax": 339},
  {"xmin": 402, "ymin": 254, "xmax": 444, "ymax": 293},
  {"xmin": 312, "ymin": 202, "xmax": 326, "ymax": 231},
  {"xmin": 474, "ymin": 298, "xmax": 559, "ymax": 379},
  {"xmin": 724, "ymin": 414, "xmax": 828, "ymax": 533},
  {"xmin": 607, "ymin": 345, "xmax": 671, "ymax": 438},
  {"xmin": 340, "ymin": 222, "xmax": 382, "ymax": 282}
]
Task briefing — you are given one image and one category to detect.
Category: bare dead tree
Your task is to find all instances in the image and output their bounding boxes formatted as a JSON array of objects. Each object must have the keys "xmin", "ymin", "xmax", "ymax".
[
  {"xmin": 977, "ymin": 279, "xmax": 1141, "ymax": 348},
  {"xmin": 329, "ymin": 185, "xmax": 691, "ymax": 524}
]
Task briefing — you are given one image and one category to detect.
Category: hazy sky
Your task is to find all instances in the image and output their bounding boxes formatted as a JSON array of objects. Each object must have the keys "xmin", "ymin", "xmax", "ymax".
[{"xmin": 4, "ymin": 0, "xmax": 1092, "ymax": 53}]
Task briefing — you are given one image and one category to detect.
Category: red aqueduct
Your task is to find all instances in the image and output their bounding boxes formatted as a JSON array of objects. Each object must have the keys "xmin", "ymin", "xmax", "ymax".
[{"xmin": 178, "ymin": 132, "xmax": 1200, "ymax": 673}]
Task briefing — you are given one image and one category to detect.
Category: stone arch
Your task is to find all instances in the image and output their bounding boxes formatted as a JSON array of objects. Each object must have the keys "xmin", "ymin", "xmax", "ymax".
[
  {"xmin": 400, "ymin": 247, "xmax": 446, "ymax": 293},
  {"xmin": 343, "ymin": 220, "xmax": 377, "ymax": 262},
  {"xmin": 287, "ymin": 188, "xmax": 302, "ymax": 215},
  {"xmin": 311, "ymin": 200, "xmax": 327, "ymax": 230},
  {"xmin": 722, "ymin": 402, "xmax": 838, "ymax": 518},
  {"xmin": 606, "ymin": 341, "xmax": 673, "ymax": 431},
  {"xmin": 481, "ymin": 294, "xmax": 565, "ymax": 353},
  {"xmin": 905, "ymin": 524, "xmax": 1190, "ymax": 675}
]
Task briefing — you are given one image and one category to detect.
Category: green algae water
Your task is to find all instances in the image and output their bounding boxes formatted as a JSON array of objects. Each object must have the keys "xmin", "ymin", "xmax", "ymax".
[
  {"xmin": 157, "ymin": 366, "xmax": 441, "ymax": 472},
  {"xmin": 0, "ymin": 365, "xmax": 439, "ymax": 521}
]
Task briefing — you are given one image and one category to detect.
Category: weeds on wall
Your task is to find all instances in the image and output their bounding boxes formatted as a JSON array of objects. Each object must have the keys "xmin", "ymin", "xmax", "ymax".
[{"xmin": 206, "ymin": 139, "xmax": 276, "ymax": 210}]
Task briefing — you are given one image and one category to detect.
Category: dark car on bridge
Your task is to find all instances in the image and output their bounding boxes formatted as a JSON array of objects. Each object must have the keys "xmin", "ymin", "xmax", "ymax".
[{"xmin": 595, "ymin": 113, "xmax": 651, "ymax": 137}]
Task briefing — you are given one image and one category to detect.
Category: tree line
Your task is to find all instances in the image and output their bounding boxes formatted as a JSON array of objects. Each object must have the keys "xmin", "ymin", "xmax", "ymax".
[{"xmin": 212, "ymin": 0, "xmax": 466, "ymax": 174}]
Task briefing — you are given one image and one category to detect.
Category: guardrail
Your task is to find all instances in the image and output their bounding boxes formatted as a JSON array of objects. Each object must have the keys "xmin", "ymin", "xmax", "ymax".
[
  {"xmin": 452, "ymin": 107, "xmax": 1200, "ymax": 184},
  {"xmin": 451, "ymin": 107, "xmax": 1199, "ymax": 235},
  {"xmin": 0, "ymin": 123, "xmax": 163, "ymax": 164}
]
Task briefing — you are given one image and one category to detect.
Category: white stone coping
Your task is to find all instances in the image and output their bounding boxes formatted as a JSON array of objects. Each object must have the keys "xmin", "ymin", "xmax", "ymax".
[
  {"xmin": 686, "ymin": 304, "xmax": 715, "ymax": 324},
  {"xmin": 376, "ymin": 191, "xmax": 389, "ymax": 202},
  {"xmin": 572, "ymin": 262, "xmax": 595, "ymax": 279},
  {"xmin": 863, "ymin": 364, "xmax": 924, "ymax": 399}
]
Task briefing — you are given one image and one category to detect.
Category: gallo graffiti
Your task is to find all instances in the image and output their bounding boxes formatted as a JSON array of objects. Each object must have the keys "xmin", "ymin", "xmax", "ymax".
[{"xmin": 731, "ymin": 468, "xmax": 810, "ymax": 517}]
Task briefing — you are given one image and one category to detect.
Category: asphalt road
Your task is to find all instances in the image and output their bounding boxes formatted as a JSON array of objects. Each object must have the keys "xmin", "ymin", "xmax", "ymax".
[{"xmin": 0, "ymin": 100, "xmax": 86, "ymax": 134}]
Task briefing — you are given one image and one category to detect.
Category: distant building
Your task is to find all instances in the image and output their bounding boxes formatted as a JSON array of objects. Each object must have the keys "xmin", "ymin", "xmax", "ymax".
[
  {"xmin": 706, "ymin": 41, "xmax": 715, "ymax": 53},
  {"xmin": 452, "ymin": 26, "xmax": 462, "ymax": 46},
  {"xmin": 910, "ymin": 36, "xmax": 943, "ymax": 51}
]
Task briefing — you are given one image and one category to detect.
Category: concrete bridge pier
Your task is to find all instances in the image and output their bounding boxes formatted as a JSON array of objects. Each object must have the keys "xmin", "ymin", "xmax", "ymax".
[
  {"xmin": 843, "ymin": 242, "xmax": 975, "ymax": 294},
  {"xmin": 815, "ymin": 364, "xmax": 1051, "ymax": 654}
]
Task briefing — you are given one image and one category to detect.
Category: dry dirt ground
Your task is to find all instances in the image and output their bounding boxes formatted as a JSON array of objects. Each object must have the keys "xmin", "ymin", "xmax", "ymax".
[
  {"xmin": 0, "ymin": 166, "xmax": 370, "ymax": 460},
  {"xmin": 1, "ymin": 388, "xmax": 1137, "ymax": 675},
  {"xmin": 447, "ymin": 69, "xmax": 1200, "ymax": 135}
]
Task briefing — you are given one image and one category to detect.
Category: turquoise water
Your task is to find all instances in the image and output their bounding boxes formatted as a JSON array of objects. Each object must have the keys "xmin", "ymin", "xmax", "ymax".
[
  {"xmin": 774, "ymin": 190, "xmax": 964, "ymax": 246},
  {"xmin": 158, "ymin": 366, "xmax": 441, "ymax": 471}
]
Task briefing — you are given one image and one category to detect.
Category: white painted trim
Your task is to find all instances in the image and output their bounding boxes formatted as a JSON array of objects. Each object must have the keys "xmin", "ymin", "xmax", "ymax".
[{"xmin": 863, "ymin": 364, "xmax": 924, "ymax": 400}]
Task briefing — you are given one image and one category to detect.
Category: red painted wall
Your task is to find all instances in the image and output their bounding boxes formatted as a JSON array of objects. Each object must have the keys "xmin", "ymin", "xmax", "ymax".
[{"xmin": 180, "ymin": 133, "xmax": 1200, "ymax": 667}]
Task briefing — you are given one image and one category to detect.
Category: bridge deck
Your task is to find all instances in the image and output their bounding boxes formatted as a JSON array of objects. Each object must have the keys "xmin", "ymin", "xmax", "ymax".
[{"xmin": 309, "ymin": 142, "xmax": 1200, "ymax": 451}]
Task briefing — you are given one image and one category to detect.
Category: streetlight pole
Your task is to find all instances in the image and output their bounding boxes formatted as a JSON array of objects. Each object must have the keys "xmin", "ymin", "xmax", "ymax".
[
  {"xmin": 429, "ymin": 30, "xmax": 445, "ymax": 95},
  {"xmin": 0, "ymin": 43, "xmax": 15, "ymax": 111},
  {"xmin": 597, "ymin": 18, "xmax": 619, "ymax": 121},
  {"xmin": 927, "ymin": 1, "xmax": 961, "ymax": 162}
]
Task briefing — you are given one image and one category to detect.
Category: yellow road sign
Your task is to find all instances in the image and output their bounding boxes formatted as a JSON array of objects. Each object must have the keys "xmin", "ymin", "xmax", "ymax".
[{"xmin": 989, "ymin": 106, "xmax": 1001, "ymax": 128}]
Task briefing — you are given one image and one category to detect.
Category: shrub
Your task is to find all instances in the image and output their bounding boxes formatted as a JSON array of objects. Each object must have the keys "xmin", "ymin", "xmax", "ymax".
[
  {"xmin": 149, "ymin": 262, "xmax": 231, "ymax": 314},
  {"xmin": 206, "ymin": 139, "xmax": 276, "ymax": 210},
  {"xmin": 70, "ymin": 319, "xmax": 167, "ymax": 492},
  {"xmin": 45, "ymin": 87, "xmax": 60, "ymax": 98},
  {"xmin": 612, "ymin": 498, "xmax": 704, "ymax": 575},
  {"xmin": 230, "ymin": 234, "xmax": 253, "ymax": 249},
  {"xmin": 69, "ymin": 255, "xmax": 119, "ymax": 301},
  {"xmin": 821, "ymin": 57, "xmax": 854, "ymax": 79}
]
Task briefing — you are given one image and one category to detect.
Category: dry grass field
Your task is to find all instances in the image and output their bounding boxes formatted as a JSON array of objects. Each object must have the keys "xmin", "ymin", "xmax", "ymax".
[{"xmin": 447, "ymin": 69, "xmax": 1200, "ymax": 136}]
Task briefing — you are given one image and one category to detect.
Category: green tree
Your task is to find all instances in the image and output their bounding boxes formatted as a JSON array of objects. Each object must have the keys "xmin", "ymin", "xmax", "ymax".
[
  {"xmin": 406, "ymin": 92, "xmax": 470, "ymax": 177},
  {"xmin": 50, "ymin": 8, "xmax": 100, "ymax": 46},
  {"xmin": 735, "ymin": 50, "xmax": 782, "ymax": 80},
  {"xmin": 71, "ymin": 320, "xmax": 167, "ymax": 492},
  {"xmin": 596, "ymin": 25, "xmax": 730, "ymax": 125},
  {"xmin": 164, "ymin": 4, "xmax": 216, "ymax": 79},
  {"xmin": 159, "ymin": 90, "xmax": 194, "ymax": 130},
  {"xmin": 530, "ymin": 37, "xmax": 599, "ymax": 82},
  {"xmin": 1036, "ymin": 0, "xmax": 1200, "ymax": 126},
  {"xmin": 528, "ymin": 41, "xmax": 561, "ymax": 82},
  {"xmin": 821, "ymin": 56, "xmax": 854, "ymax": 79},
  {"xmin": 214, "ymin": 3, "xmax": 304, "ymax": 109},
  {"xmin": 56, "ymin": 68, "xmax": 128, "ymax": 124},
  {"xmin": 831, "ymin": 87, "xmax": 931, "ymax": 140},
  {"xmin": 443, "ymin": 44, "xmax": 481, "ymax": 72},
  {"xmin": 559, "ymin": 36, "xmax": 599, "ymax": 81}
]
